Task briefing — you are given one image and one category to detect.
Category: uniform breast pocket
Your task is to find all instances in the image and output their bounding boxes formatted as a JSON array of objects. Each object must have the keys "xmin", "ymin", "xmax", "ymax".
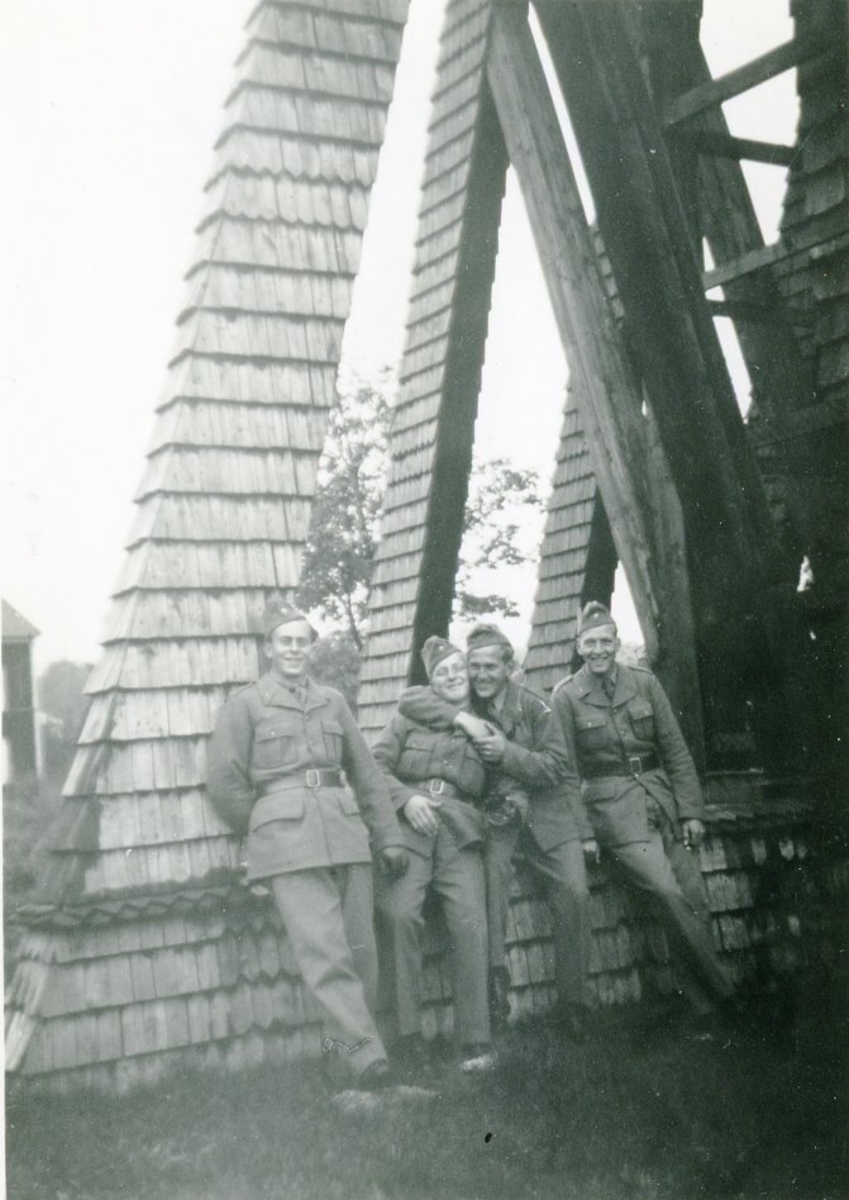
[
  {"xmin": 628, "ymin": 702, "xmax": 655, "ymax": 743},
  {"xmin": 320, "ymin": 719, "xmax": 344, "ymax": 763},
  {"xmin": 252, "ymin": 724, "xmax": 297, "ymax": 770},
  {"xmin": 575, "ymin": 714, "xmax": 608, "ymax": 751},
  {"xmin": 398, "ymin": 731, "xmax": 433, "ymax": 778}
]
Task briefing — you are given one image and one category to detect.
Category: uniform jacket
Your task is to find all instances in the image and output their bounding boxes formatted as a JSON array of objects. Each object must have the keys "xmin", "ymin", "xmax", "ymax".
[
  {"xmin": 546, "ymin": 663, "xmax": 705, "ymax": 847},
  {"xmin": 397, "ymin": 679, "xmax": 592, "ymax": 849},
  {"xmin": 206, "ymin": 672, "xmax": 403, "ymax": 880},
  {"xmin": 371, "ymin": 711, "xmax": 489, "ymax": 859}
]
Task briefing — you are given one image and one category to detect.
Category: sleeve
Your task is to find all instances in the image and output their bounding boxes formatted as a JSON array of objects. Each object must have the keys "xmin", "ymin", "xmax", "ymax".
[
  {"xmin": 648, "ymin": 675, "xmax": 705, "ymax": 821},
  {"xmin": 396, "ymin": 685, "xmax": 459, "ymax": 730},
  {"xmin": 370, "ymin": 712, "xmax": 421, "ymax": 812},
  {"xmin": 498, "ymin": 697, "xmax": 567, "ymax": 790},
  {"xmin": 540, "ymin": 692, "xmax": 595, "ymax": 841},
  {"xmin": 205, "ymin": 692, "xmax": 257, "ymax": 835},
  {"xmin": 334, "ymin": 697, "xmax": 405, "ymax": 851}
]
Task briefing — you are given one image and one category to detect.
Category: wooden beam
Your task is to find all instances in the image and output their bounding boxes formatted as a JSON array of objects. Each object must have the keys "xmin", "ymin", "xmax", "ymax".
[
  {"xmin": 408, "ymin": 84, "xmax": 509, "ymax": 683},
  {"xmin": 702, "ymin": 242, "xmax": 785, "ymax": 290},
  {"xmin": 662, "ymin": 32, "xmax": 832, "ymax": 126},
  {"xmin": 646, "ymin": 27, "xmax": 820, "ymax": 561},
  {"xmin": 487, "ymin": 0, "xmax": 708, "ymax": 738},
  {"xmin": 535, "ymin": 1, "xmax": 781, "ymax": 592},
  {"xmin": 706, "ymin": 298, "xmax": 813, "ymax": 328},
  {"xmin": 680, "ymin": 129, "xmax": 796, "ymax": 167}
]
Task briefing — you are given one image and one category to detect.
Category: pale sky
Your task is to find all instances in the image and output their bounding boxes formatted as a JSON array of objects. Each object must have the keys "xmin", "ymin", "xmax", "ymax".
[{"xmin": 1, "ymin": 0, "xmax": 796, "ymax": 674}]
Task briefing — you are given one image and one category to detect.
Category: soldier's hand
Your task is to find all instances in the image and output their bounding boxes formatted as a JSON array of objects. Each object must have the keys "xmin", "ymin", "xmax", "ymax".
[
  {"xmin": 379, "ymin": 846, "xmax": 409, "ymax": 879},
  {"xmin": 473, "ymin": 727, "xmax": 507, "ymax": 763},
  {"xmin": 582, "ymin": 838, "xmax": 601, "ymax": 865},
  {"xmin": 404, "ymin": 794, "xmax": 442, "ymax": 837},
  {"xmin": 682, "ymin": 819, "xmax": 705, "ymax": 850},
  {"xmin": 454, "ymin": 712, "xmax": 493, "ymax": 742}
]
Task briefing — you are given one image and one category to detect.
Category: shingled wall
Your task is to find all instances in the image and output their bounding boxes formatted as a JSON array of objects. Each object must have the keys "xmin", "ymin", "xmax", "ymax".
[
  {"xmin": 5, "ymin": 0, "xmax": 410, "ymax": 1091},
  {"xmin": 357, "ymin": 0, "xmax": 502, "ymax": 736}
]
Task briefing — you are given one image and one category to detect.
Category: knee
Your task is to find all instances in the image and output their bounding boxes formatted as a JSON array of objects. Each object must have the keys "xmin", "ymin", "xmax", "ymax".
[{"xmin": 379, "ymin": 890, "xmax": 423, "ymax": 937}]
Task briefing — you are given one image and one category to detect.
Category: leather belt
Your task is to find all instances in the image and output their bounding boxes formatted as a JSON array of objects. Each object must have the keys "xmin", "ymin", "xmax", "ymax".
[
  {"xmin": 261, "ymin": 769, "xmax": 344, "ymax": 794},
  {"xmin": 422, "ymin": 777, "xmax": 476, "ymax": 802},
  {"xmin": 582, "ymin": 753, "xmax": 660, "ymax": 780}
]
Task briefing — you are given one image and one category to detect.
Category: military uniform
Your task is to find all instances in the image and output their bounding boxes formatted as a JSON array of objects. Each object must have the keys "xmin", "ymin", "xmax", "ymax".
[
  {"xmin": 207, "ymin": 670, "xmax": 404, "ymax": 1080},
  {"xmin": 371, "ymin": 713, "xmax": 491, "ymax": 1048},
  {"xmin": 547, "ymin": 661, "xmax": 735, "ymax": 1003},
  {"xmin": 399, "ymin": 679, "xmax": 594, "ymax": 1010}
]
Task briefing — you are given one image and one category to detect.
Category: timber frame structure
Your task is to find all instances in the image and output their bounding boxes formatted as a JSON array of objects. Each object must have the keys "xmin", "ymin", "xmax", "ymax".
[{"xmin": 6, "ymin": 0, "xmax": 848, "ymax": 1090}]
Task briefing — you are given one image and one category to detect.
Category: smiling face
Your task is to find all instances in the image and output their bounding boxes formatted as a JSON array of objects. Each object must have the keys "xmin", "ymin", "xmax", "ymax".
[
  {"xmin": 467, "ymin": 646, "xmax": 512, "ymax": 702},
  {"xmin": 576, "ymin": 622, "xmax": 620, "ymax": 678},
  {"xmin": 430, "ymin": 651, "xmax": 470, "ymax": 705},
  {"xmin": 265, "ymin": 619, "xmax": 314, "ymax": 681}
]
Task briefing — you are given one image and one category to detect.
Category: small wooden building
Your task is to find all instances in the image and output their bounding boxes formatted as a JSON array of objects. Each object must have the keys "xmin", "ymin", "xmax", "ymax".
[
  {"xmin": 2, "ymin": 600, "xmax": 40, "ymax": 782},
  {"xmin": 6, "ymin": 0, "xmax": 847, "ymax": 1091}
]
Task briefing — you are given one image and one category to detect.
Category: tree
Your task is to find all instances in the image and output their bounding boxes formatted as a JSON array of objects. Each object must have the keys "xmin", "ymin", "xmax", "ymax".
[
  {"xmin": 298, "ymin": 374, "xmax": 545, "ymax": 650},
  {"xmin": 296, "ymin": 380, "xmax": 391, "ymax": 650},
  {"xmin": 37, "ymin": 660, "xmax": 91, "ymax": 780},
  {"xmin": 454, "ymin": 458, "xmax": 545, "ymax": 621}
]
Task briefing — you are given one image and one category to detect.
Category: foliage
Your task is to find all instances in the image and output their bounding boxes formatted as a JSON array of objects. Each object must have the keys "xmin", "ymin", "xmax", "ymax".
[
  {"xmin": 307, "ymin": 631, "xmax": 363, "ymax": 711},
  {"xmin": 296, "ymin": 381, "xmax": 391, "ymax": 649},
  {"xmin": 37, "ymin": 659, "xmax": 92, "ymax": 780},
  {"xmin": 3, "ymin": 775, "xmax": 62, "ymax": 975},
  {"xmin": 455, "ymin": 457, "xmax": 544, "ymax": 622},
  {"xmin": 297, "ymin": 376, "xmax": 545, "ymax": 643}
]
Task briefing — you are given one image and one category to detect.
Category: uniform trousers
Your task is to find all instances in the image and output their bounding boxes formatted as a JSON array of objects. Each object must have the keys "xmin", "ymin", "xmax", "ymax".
[
  {"xmin": 606, "ymin": 831, "xmax": 735, "ymax": 1003},
  {"xmin": 270, "ymin": 865, "xmax": 387, "ymax": 1078},
  {"xmin": 485, "ymin": 826, "xmax": 592, "ymax": 1007},
  {"xmin": 378, "ymin": 824, "xmax": 490, "ymax": 1046}
]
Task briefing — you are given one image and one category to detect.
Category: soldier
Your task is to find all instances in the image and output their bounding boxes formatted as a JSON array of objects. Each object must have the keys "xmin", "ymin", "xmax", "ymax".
[
  {"xmin": 547, "ymin": 601, "xmax": 738, "ymax": 1019},
  {"xmin": 206, "ymin": 602, "xmax": 408, "ymax": 1090},
  {"xmin": 398, "ymin": 624, "xmax": 594, "ymax": 1039},
  {"xmin": 372, "ymin": 637, "xmax": 496, "ymax": 1074}
]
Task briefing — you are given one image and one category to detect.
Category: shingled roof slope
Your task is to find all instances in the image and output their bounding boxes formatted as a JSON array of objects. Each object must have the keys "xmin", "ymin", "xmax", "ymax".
[
  {"xmin": 357, "ymin": 0, "xmax": 498, "ymax": 734},
  {"xmin": 2, "ymin": 599, "xmax": 40, "ymax": 642},
  {"xmin": 6, "ymin": 0, "xmax": 410, "ymax": 1089}
]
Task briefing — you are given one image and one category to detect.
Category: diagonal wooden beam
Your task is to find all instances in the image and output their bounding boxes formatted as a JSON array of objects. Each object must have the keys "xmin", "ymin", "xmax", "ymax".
[
  {"xmin": 682, "ymin": 130, "xmax": 796, "ymax": 167},
  {"xmin": 662, "ymin": 31, "xmax": 833, "ymax": 126},
  {"xmin": 486, "ymin": 0, "xmax": 705, "ymax": 752},
  {"xmin": 534, "ymin": 0, "xmax": 784, "ymax": 601}
]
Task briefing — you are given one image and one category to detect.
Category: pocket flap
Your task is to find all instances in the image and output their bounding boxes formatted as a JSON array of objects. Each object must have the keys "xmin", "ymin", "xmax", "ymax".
[
  {"xmin": 629, "ymin": 703, "xmax": 653, "ymax": 721},
  {"xmin": 249, "ymin": 791, "xmax": 305, "ymax": 828},
  {"xmin": 254, "ymin": 725, "xmax": 291, "ymax": 743},
  {"xmin": 576, "ymin": 714, "xmax": 607, "ymax": 731},
  {"xmin": 321, "ymin": 720, "xmax": 344, "ymax": 735},
  {"xmin": 405, "ymin": 731, "xmax": 433, "ymax": 750}
]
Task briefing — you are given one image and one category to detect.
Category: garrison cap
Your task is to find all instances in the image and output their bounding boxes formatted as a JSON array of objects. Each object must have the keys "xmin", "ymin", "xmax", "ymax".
[
  {"xmin": 261, "ymin": 602, "xmax": 316, "ymax": 641},
  {"xmin": 577, "ymin": 601, "xmax": 617, "ymax": 635},
  {"xmin": 421, "ymin": 635, "xmax": 463, "ymax": 678},
  {"xmin": 466, "ymin": 622, "xmax": 513, "ymax": 656}
]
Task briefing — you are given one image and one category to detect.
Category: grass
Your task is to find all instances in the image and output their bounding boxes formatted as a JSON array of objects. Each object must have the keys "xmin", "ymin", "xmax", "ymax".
[{"xmin": 7, "ymin": 975, "xmax": 849, "ymax": 1200}]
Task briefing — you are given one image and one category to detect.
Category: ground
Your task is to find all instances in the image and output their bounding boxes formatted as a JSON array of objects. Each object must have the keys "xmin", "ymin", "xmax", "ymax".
[{"xmin": 7, "ymin": 978, "xmax": 848, "ymax": 1200}]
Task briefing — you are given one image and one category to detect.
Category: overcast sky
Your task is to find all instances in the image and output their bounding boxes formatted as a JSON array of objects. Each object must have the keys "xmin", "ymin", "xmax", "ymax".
[{"xmin": 1, "ymin": 0, "xmax": 796, "ymax": 673}]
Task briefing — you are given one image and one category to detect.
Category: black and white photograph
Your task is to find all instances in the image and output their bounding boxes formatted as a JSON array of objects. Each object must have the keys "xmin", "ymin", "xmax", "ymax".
[{"xmin": 2, "ymin": 0, "xmax": 847, "ymax": 1196}]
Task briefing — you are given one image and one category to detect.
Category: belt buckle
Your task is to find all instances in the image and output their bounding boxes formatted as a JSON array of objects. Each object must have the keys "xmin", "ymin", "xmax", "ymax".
[
  {"xmin": 428, "ymin": 778, "xmax": 445, "ymax": 796},
  {"xmin": 628, "ymin": 755, "xmax": 643, "ymax": 776},
  {"xmin": 306, "ymin": 769, "xmax": 321, "ymax": 788}
]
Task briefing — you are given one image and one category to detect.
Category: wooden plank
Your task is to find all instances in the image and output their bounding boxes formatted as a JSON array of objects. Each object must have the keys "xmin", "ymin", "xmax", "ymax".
[
  {"xmin": 680, "ymin": 129, "xmax": 795, "ymax": 167},
  {"xmin": 662, "ymin": 32, "xmax": 833, "ymax": 127},
  {"xmin": 702, "ymin": 242, "xmax": 785, "ymax": 291}
]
